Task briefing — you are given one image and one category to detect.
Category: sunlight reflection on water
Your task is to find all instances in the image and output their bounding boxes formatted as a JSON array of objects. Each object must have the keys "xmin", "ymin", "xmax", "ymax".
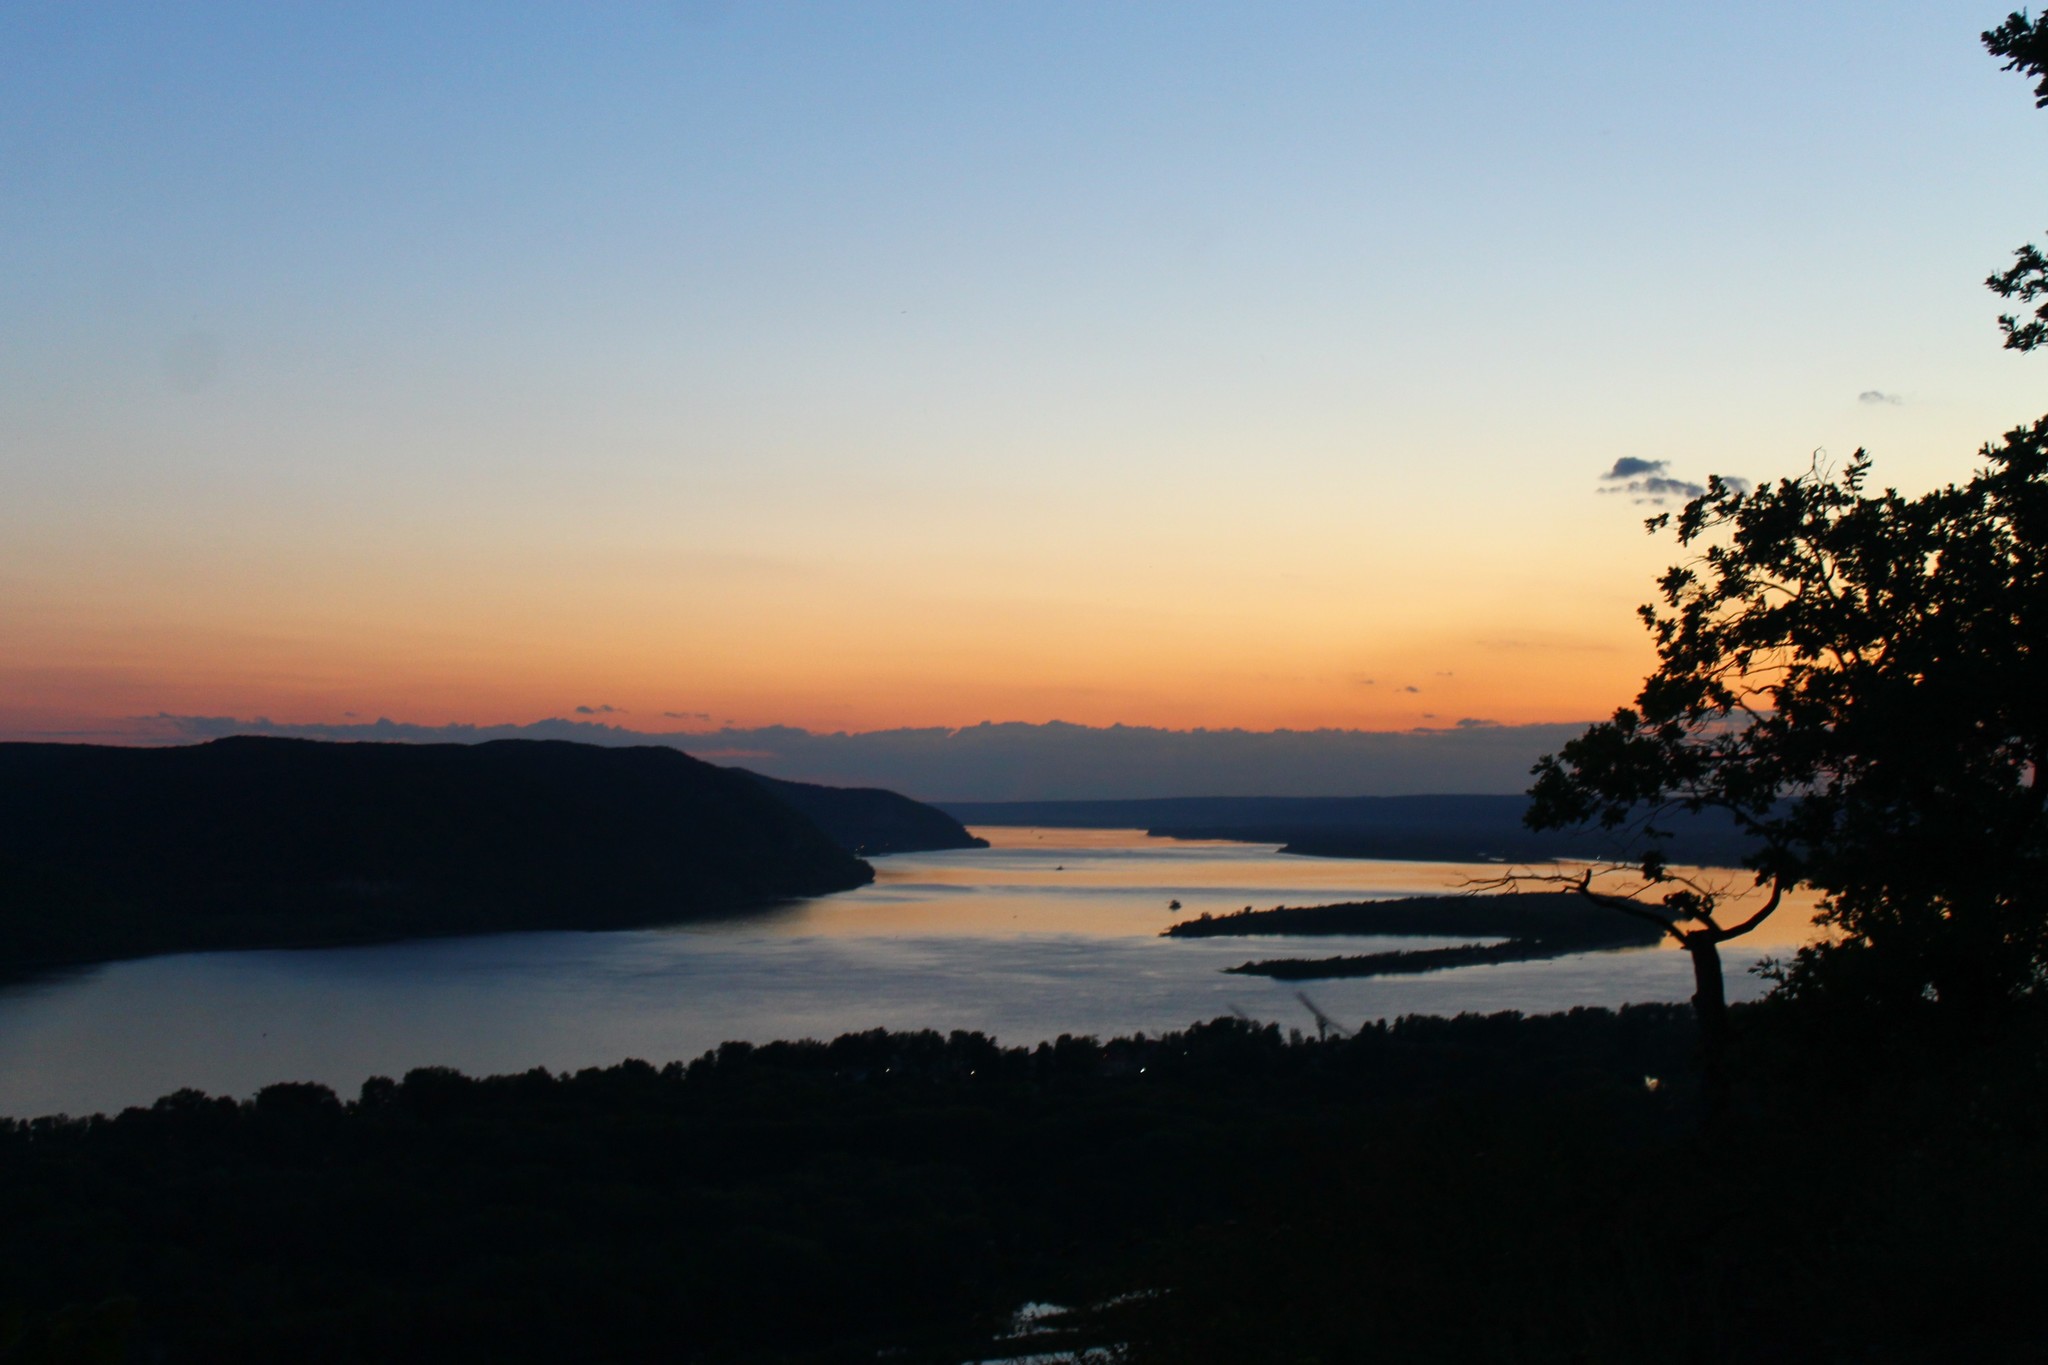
[{"xmin": 0, "ymin": 828, "xmax": 1821, "ymax": 1118}]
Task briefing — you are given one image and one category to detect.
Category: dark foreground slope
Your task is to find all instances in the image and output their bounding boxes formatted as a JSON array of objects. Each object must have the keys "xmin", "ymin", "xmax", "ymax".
[
  {"xmin": 0, "ymin": 738, "xmax": 872, "ymax": 968},
  {"xmin": 941, "ymin": 793, "xmax": 1755, "ymax": 864},
  {"xmin": 0, "ymin": 1004, "xmax": 2040, "ymax": 1364},
  {"xmin": 739, "ymin": 771, "xmax": 988, "ymax": 855}
]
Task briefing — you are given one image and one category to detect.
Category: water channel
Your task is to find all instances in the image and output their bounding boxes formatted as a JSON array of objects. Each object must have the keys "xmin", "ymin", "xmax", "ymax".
[{"xmin": 0, "ymin": 828, "xmax": 1815, "ymax": 1117}]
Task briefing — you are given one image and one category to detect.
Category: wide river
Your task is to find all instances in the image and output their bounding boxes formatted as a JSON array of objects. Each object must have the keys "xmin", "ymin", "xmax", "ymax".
[{"xmin": 0, "ymin": 828, "xmax": 1817, "ymax": 1118}]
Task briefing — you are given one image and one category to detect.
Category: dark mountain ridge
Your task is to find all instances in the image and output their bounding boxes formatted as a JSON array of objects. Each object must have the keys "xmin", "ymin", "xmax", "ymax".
[
  {"xmin": 0, "ymin": 737, "xmax": 877, "ymax": 968},
  {"xmin": 738, "ymin": 771, "xmax": 987, "ymax": 855}
]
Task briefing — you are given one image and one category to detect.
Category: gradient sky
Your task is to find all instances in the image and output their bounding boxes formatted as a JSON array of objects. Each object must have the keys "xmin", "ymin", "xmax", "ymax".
[{"xmin": 5, "ymin": 1, "xmax": 2044, "ymax": 741}]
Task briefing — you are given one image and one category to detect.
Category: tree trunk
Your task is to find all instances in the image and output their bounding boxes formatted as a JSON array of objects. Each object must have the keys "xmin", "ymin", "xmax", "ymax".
[{"xmin": 1686, "ymin": 934, "xmax": 1730, "ymax": 1118}]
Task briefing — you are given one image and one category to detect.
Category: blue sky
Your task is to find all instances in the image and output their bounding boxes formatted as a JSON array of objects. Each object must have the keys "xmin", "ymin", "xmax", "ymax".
[{"xmin": 4, "ymin": 2, "xmax": 2042, "ymax": 738}]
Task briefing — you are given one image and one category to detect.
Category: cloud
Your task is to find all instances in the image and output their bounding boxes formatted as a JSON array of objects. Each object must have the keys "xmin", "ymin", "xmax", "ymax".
[
  {"xmin": 1454, "ymin": 717, "xmax": 1501, "ymax": 729},
  {"xmin": 1401, "ymin": 685, "xmax": 1420, "ymax": 694},
  {"xmin": 1598, "ymin": 473, "xmax": 1706, "ymax": 501},
  {"xmin": 574, "ymin": 704, "xmax": 625, "ymax": 715},
  {"xmin": 1595, "ymin": 456, "xmax": 1754, "ymax": 506},
  {"xmin": 663, "ymin": 710, "xmax": 713, "ymax": 722},
  {"xmin": 1601, "ymin": 457, "xmax": 1667, "ymax": 480},
  {"xmin": 1858, "ymin": 389, "xmax": 1903, "ymax": 405}
]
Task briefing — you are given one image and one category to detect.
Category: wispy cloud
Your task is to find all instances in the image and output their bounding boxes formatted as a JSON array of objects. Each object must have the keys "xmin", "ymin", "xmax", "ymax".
[
  {"xmin": 1599, "ymin": 457, "xmax": 1704, "ymax": 504},
  {"xmin": 1602, "ymin": 456, "xmax": 1666, "ymax": 479},
  {"xmin": 575, "ymin": 703, "xmax": 625, "ymax": 715},
  {"xmin": 1858, "ymin": 389, "xmax": 1903, "ymax": 405},
  {"xmin": 1596, "ymin": 456, "xmax": 1749, "ymax": 507}
]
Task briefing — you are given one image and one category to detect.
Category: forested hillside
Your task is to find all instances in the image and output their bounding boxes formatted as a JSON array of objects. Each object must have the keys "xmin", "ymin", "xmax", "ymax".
[{"xmin": 0, "ymin": 738, "xmax": 874, "ymax": 968}]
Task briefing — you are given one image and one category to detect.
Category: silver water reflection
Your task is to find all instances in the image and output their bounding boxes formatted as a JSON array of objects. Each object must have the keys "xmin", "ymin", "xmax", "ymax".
[{"xmin": 0, "ymin": 828, "xmax": 1781, "ymax": 1118}]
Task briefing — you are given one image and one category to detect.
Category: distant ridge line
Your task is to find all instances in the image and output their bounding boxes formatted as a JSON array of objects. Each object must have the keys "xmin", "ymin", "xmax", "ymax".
[{"xmin": 941, "ymin": 794, "xmax": 1755, "ymax": 866}]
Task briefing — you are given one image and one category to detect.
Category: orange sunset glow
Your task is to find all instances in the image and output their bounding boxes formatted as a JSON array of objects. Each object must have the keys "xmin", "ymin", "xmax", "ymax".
[{"xmin": 3, "ymin": 0, "xmax": 2033, "ymax": 765}]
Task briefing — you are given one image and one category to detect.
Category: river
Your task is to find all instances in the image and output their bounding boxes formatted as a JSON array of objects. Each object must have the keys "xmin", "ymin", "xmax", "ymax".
[{"xmin": 0, "ymin": 827, "xmax": 1815, "ymax": 1117}]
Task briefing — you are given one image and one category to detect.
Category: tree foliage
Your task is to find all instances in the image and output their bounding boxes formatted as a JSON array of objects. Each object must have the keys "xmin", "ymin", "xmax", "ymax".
[
  {"xmin": 1529, "ymin": 433, "xmax": 2048, "ymax": 1016},
  {"xmin": 1984, "ymin": 11, "xmax": 2048, "ymax": 348},
  {"xmin": 1527, "ymin": 16, "xmax": 2048, "ymax": 1025}
]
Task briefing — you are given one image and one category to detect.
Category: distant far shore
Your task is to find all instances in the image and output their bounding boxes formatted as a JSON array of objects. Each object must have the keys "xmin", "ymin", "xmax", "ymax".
[{"xmin": 944, "ymin": 794, "xmax": 1755, "ymax": 865}]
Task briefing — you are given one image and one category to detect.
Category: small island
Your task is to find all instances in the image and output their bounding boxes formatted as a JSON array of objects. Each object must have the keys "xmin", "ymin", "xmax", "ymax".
[{"xmin": 1165, "ymin": 892, "xmax": 1666, "ymax": 979}]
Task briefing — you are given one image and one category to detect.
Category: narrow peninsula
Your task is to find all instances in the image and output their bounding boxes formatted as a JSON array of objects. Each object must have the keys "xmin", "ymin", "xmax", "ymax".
[{"xmin": 1165, "ymin": 892, "xmax": 1666, "ymax": 979}]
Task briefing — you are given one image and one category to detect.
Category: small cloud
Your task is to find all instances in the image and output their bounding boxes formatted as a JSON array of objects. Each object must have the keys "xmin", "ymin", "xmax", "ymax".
[
  {"xmin": 1598, "ymin": 473, "xmax": 1707, "ymax": 500},
  {"xmin": 663, "ymin": 710, "xmax": 713, "ymax": 722},
  {"xmin": 1596, "ymin": 459, "xmax": 1714, "ymax": 507},
  {"xmin": 1402, "ymin": 685, "xmax": 1420, "ymax": 694},
  {"xmin": 1351, "ymin": 677, "xmax": 1376, "ymax": 688},
  {"xmin": 342, "ymin": 710, "xmax": 358, "ymax": 718},
  {"xmin": 1455, "ymin": 717, "xmax": 1501, "ymax": 729},
  {"xmin": 574, "ymin": 704, "xmax": 625, "ymax": 716},
  {"xmin": 1858, "ymin": 390, "xmax": 1903, "ymax": 406},
  {"xmin": 1601, "ymin": 457, "xmax": 1667, "ymax": 480}
]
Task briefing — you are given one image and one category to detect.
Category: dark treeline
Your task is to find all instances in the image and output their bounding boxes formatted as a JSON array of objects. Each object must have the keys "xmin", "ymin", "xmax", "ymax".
[
  {"xmin": 1168, "ymin": 893, "xmax": 1664, "ymax": 980},
  {"xmin": 941, "ymin": 793, "xmax": 1755, "ymax": 864},
  {"xmin": 0, "ymin": 738, "xmax": 886, "ymax": 970},
  {"xmin": 1104, "ymin": 997, "xmax": 2048, "ymax": 1363},
  {"xmin": 2, "ymin": 1003, "xmax": 2042, "ymax": 1363}
]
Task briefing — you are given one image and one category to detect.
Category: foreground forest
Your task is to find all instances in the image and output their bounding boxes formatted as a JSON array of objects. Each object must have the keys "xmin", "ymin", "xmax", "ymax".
[{"xmin": 1, "ymin": 1001, "xmax": 2041, "ymax": 1364}]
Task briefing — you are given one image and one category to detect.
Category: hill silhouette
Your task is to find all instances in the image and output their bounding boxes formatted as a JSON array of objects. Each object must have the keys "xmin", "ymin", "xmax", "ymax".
[
  {"xmin": 739, "ymin": 771, "xmax": 987, "ymax": 855},
  {"xmin": 941, "ymin": 794, "xmax": 1755, "ymax": 864},
  {"xmin": 0, "ymin": 737, "xmax": 876, "ymax": 968}
]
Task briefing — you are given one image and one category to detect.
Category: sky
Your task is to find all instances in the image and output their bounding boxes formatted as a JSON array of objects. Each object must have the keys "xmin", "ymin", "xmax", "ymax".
[{"xmin": 5, "ymin": 1, "xmax": 2046, "ymax": 747}]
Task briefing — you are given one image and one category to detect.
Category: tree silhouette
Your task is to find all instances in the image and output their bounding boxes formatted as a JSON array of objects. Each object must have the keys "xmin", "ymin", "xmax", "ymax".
[
  {"xmin": 1522, "ymin": 17, "xmax": 2048, "ymax": 1102},
  {"xmin": 1986, "ymin": 11, "xmax": 2048, "ymax": 349}
]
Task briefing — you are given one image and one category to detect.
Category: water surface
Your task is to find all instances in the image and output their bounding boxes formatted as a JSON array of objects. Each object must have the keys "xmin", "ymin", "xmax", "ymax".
[{"xmin": 0, "ymin": 828, "xmax": 1812, "ymax": 1117}]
